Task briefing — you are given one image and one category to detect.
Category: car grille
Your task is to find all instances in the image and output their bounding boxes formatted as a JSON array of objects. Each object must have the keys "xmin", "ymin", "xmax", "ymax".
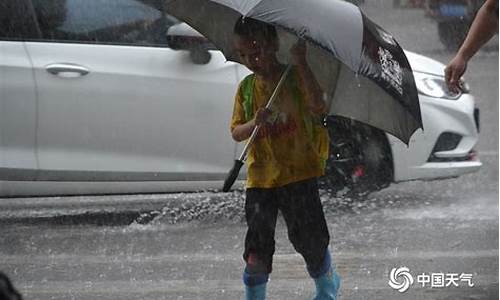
[
  {"xmin": 433, "ymin": 132, "xmax": 462, "ymax": 152},
  {"xmin": 428, "ymin": 132, "xmax": 463, "ymax": 162}
]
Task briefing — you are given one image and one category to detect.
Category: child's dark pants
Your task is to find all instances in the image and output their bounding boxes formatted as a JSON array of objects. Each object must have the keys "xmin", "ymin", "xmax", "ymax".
[{"xmin": 243, "ymin": 177, "xmax": 330, "ymax": 278}]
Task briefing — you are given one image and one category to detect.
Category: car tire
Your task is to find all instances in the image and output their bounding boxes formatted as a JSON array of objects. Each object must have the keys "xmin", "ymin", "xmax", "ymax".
[
  {"xmin": 437, "ymin": 21, "xmax": 470, "ymax": 51},
  {"xmin": 319, "ymin": 116, "xmax": 393, "ymax": 199}
]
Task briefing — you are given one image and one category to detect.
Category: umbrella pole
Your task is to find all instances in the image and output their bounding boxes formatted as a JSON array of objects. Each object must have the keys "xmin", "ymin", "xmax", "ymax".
[{"xmin": 222, "ymin": 64, "xmax": 293, "ymax": 192}]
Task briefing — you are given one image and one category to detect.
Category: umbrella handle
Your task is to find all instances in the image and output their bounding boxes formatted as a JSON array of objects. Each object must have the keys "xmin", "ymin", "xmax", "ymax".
[
  {"xmin": 238, "ymin": 64, "xmax": 293, "ymax": 162},
  {"xmin": 222, "ymin": 159, "xmax": 244, "ymax": 192},
  {"xmin": 222, "ymin": 64, "xmax": 292, "ymax": 192}
]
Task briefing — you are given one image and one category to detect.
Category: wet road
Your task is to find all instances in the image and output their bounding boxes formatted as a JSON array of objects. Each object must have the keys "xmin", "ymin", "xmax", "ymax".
[
  {"xmin": 0, "ymin": 165, "xmax": 498, "ymax": 300},
  {"xmin": 0, "ymin": 1, "xmax": 498, "ymax": 299}
]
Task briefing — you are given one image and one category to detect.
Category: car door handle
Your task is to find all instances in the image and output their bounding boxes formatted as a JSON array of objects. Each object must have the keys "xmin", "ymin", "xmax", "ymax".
[{"xmin": 46, "ymin": 63, "xmax": 90, "ymax": 78}]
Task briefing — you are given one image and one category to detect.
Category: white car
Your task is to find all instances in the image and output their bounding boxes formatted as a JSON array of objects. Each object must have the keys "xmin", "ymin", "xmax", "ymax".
[{"xmin": 0, "ymin": 0, "xmax": 481, "ymax": 196}]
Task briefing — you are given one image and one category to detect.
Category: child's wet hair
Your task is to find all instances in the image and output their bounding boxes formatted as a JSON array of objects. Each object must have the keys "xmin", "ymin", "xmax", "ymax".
[{"xmin": 234, "ymin": 17, "xmax": 278, "ymax": 44}]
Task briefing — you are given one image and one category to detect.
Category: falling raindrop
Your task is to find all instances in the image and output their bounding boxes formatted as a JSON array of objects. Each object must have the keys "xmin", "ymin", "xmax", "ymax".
[{"xmin": 354, "ymin": 73, "xmax": 361, "ymax": 88}]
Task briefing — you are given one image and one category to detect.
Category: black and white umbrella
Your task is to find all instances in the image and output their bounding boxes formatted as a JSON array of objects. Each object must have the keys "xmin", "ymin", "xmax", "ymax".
[{"xmin": 165, "ymin": 0, "xmax": 422, "ymax": 144}]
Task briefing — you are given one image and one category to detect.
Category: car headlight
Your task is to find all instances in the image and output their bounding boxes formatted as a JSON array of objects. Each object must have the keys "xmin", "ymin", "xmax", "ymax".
[{"xmin": 413, "ymin": 72, "xmax": 464, "ymax": 100}]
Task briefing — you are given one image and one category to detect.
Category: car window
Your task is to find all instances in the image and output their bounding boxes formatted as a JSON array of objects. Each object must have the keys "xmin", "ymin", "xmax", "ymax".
[
  {"xmin": 26, "ymin": 0, "xmax": 179, "ymax": 47},
  {"xmin": 0, "ymin": 0, "xmax": 41, "ymax": 40}
]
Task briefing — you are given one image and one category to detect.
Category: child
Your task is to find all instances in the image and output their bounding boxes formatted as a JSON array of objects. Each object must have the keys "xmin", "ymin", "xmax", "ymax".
[{"xmin": 230, "ymin": 17, "xmax": 341, "ymax": 300}]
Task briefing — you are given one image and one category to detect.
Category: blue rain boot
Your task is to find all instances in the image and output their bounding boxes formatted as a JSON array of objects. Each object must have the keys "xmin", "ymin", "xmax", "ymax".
[
  {"xmin": 245, "ymin": 282, "xmax": 267, "ymax": 300},
  {"xmin": 313, "ymin": 267, "xmax": 341, "ymax": 300},
  {"xmin": 308, "ymin": 250, "xmax": 341, "ymax": 300},
  {"xmin": 243, "ymin": 268, "xmax": 268, "ymax": 300}
]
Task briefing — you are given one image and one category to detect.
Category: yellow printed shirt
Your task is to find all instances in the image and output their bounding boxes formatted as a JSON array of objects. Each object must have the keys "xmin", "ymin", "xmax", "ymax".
[{"xmin": 230, "ymin": 67, "xmax": 329, "ymax": 189}]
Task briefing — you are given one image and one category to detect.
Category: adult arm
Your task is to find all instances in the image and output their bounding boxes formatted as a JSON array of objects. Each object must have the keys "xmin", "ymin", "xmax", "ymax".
[{"xmin": 445, "ymin": 0, "xmax": 499, "ymax": 92}]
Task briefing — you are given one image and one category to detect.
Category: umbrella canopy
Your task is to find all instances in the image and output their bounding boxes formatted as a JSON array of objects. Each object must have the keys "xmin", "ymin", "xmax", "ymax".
[{"xmin": 164, "ymin": 0, "xmax": 422, "ymax": 144}]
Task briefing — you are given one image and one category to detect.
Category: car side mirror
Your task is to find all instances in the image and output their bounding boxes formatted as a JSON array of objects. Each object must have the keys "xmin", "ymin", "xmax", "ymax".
[{"xmin": 167, "ymin": 23, "xmax": 215, "ymax": 65}]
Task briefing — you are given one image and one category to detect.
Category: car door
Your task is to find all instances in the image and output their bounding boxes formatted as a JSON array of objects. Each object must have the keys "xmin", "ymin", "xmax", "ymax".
[
  {"xmin": 0, "ymin": 0, "xmax": 38, "ymax": 180},
  {"xmin": 25, "ymin": 0, "xmax": 239, "ymax": 181}
]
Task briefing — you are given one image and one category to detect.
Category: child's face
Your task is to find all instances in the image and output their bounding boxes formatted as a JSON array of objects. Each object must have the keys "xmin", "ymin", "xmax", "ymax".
[{"xmin": 234, "ymin": 35, "xmax": 278, "ymax": 75}]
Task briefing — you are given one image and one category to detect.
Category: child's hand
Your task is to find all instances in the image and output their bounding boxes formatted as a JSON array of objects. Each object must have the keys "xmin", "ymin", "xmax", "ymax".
[
  {"xmin": 254, "ymin": 107, "xmax": 271, "ymax": 126},
  {"xmin": 291, "ymin": 40, "xmax": 307, "ymax": 66}
]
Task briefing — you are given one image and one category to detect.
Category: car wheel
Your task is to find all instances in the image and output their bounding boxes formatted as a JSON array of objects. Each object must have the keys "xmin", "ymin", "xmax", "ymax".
[
  {"xmin": 319, "ymin": 116, "xmax": 393, "ymax": 199},
  {"xmin": 437, "ymin": 21, "xmax": 470, "ymax": 51}
]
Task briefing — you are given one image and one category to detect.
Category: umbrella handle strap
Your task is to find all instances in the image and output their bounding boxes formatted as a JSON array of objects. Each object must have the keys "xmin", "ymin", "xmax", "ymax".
[{"xmin": 238, "ymin": 64, "xmax": 293, "ymax": 162}]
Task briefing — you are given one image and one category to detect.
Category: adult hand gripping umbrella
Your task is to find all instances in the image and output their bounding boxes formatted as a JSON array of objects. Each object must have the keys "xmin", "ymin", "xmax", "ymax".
[{"xmin": 164, "ymin": 0, "xmax": 423, "ymax": 192}]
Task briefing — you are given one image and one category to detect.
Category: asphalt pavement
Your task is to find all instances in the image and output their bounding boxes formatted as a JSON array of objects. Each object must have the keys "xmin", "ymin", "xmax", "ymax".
[{"xmin": 0, "ymin": 172, "xmax": 498, "ymax": 299}]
